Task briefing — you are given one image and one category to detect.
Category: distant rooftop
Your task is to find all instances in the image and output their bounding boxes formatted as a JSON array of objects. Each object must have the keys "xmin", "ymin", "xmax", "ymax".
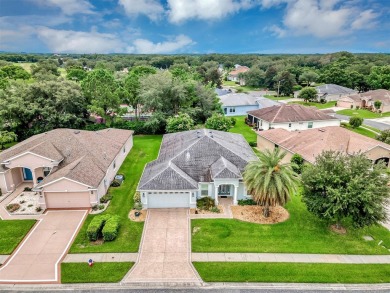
[{"xmin": 316, "ymin": 84, "xmax": 357, "ymax": 95}]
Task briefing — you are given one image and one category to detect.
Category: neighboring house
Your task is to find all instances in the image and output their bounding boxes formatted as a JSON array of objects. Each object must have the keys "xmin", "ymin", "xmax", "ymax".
[
  {"xmin": 0, "ymin": 128, "xmax": 133, "ymax": 209},
  {"xmin": 220, "ymin": 93, "xmax": 280, "ymax": 116},
  {"xmin": 227, "ymin": 65, "xmax": 250, "ymax": 85},
  {"xmin": 247, "ymin": 104, "xmax": 340, "ymax": 131},
  {"xmin": 138, "ymin": 129, "xmax": 258, "ymax": 208},
  {"xmin": 337, "ymin": 89, "xmax": 390, "ymax": 113},
  {"xmin": 316, "ymin": 84, "xmax": 357, "ymax": 101},
  {"xmin": 257, "ymin": 126, "xmax": 390, "ymax": 167}
]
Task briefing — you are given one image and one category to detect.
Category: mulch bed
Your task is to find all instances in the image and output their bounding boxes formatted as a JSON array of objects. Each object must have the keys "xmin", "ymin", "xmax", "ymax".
[
  {"xmin": 230, "ymin": 205, "xmax": 289, "ymax": 224},
  {"xmin": 129, "ymin": 209, "xmax": 147, "ymax": 222},
  {"xmin": 190, "ymin": 205, "xmax": 224, "ymax": 215}
]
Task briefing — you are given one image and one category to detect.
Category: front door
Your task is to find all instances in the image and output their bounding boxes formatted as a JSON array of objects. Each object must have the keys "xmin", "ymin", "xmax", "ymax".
[
  {"xmin": 23, "ymin": 168, "xmax": 33, "ymax": 181},
  {"xmin": 218, "ymin": 185, "xmax": 231, "ymax": 196}
]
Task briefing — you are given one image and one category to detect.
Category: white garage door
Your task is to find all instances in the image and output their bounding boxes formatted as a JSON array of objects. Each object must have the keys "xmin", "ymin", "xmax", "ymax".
[
  {"xmin": 147, "ymin": 192, "xmax": 190, "ymax": 208},
  {"xmin": 45, "ymin": 192, "xmax": 91, "ymax": 209}
]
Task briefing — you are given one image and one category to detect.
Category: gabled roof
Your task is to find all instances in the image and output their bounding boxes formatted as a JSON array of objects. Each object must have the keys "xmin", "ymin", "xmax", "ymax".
[
  {"xmin": 215, "ymin": 88, "xmax": 231, "ymax": 96},
  {"xmin": 258, "ymin": 126, "xmax": 390, "ymax": 163},
  {"xmin": 247, "ymin": 104, "xmax": 338, "ymax": 123},
  {"xmin": 348, "ymin": 89, "xmax": 390, "ymax": 105},
  {"xmin": 220, "ymin": 93, "xmax": 280, "ymax": 108},
  {"xmin": 316, "ymin": 84, "xmax": 356, "ymax": 95},
  {"xmin": 0, "ymin": 128, "xmax": 133, "ymax": 188},
  {"xmin": 228, "ymin": 66, "xmax": 249, "ymax": 76},
  {"xmin": 211, "ymin": 157, "xmax": 241, "ymax": 179},
  {"xmin": 138, "ymin": 129, "xmax": 258, "ymax": 190}
]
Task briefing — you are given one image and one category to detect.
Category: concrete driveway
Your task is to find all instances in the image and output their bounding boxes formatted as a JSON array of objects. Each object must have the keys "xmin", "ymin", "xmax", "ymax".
[
  {"xmin": 124, "ymin": 209, "xmax": 201, "ymax": 283},
  {"xmin": 0, "ymin": 210, "xmax": 87, "ymax": 283}
]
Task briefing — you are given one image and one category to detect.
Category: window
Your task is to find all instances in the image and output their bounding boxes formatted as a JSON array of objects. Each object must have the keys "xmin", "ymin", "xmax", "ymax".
[
  {"xmin": 201, "ymin": 184, "xmax": 208, "ymax": 196},
  {"xmin": 229, "ymin": 108, "xmax": 236, "ymax": 113},
  {"xmin": 288, "ymin": 123, "xmax": 292, "ymax": 128},
  {"xmin": 224, "ymin": 108, "xmax": 227, "ymax": 114},
  {"xmin": 308, "ymin": 122, "xmax": 313, "ymax": 128},
  {"xmin": 218, "ymin": 185, "xmax": 231, "ymax": 195}
]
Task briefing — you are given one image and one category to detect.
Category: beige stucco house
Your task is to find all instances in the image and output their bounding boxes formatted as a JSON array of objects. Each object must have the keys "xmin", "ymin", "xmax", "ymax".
[
  {"xmin": 0, "ymin": 128, "xmax": 133, "ymax": 209},
  {"xmin": 337, "ymin": 89, "xmax": 390, "ymax": 113},
  {"xmin": 257, "ymin": 126, "xmax": 390, "ymax": 167},
  {"xmin": 247, "ymin": 104, "xmax": 340, "ymax": 131}
]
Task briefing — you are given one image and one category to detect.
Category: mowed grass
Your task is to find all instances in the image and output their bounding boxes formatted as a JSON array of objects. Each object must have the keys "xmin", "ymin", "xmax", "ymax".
[
  {"xmin": 289, "ymin": 101, "xmax": 336, "ymax": 109},
  {"xmin": 61, "ymin": 262, "xmax": 133, "ymax": 283},
  {"xmin": 192, "ymin": 194, "xmax": 390, "ymax": 255},
  {"xmin": 229, "ymin": 115, "xmax": 257, "ymax": 143},
  {"xmin": 69, "ymin": 135, "xmax": 162, "ymax": 253},
  {"xmin": 343, "ymin": 124, "xmax": 378, "ymax": 139},
  {"xmin": 193, "ymin": 262, "xmax": 390, "ymax": 283},
  {"xmin": 0, "ymin": 220, "xmax": 36, "ymax": 254},
  {"xmin": 337, "ymin": 109, "xmax": 390, "ymax": 119},
  {"xmin": 264, "ymin": 94, "xmax": 293, "ymax": 101}
]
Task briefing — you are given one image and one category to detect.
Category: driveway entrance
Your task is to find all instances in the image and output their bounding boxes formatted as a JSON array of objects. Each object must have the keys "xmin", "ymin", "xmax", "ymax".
[
  {"xmin": 0, "ymin": 210, "xmax": 87, "ymax": 283},
  {"xmin": 124, "ymin": 209, "xmax": 201, "ymax": 283}
]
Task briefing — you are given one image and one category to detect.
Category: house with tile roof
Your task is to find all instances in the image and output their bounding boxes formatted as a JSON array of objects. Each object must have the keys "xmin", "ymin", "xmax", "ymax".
[
  {"xmin": 220, "ymin": 93, "xmax": 280, "ymax": 116},
  {"xmin": 316, "ymin": 84, "xmax": 357, "ymax": 101},
  {"xmin": 227, "ymin": 65, "xmax": 250, "ymax": 85},
  {"xmin": 247, "ymin": 104, "xmax": 340, "ymax": 131},
  {"xmin": 0, "ymin": 128, "xmax": 133, "ymax": 209},
  {"xmin": 337, "ymin": 89, "xmax": 390, "ymax": 113},
  {"xmin": 138, "ymin": 129, "xmax": 258, "ymax": 208},
  {"xmin": 257, "ymin": 126, "xmax": 390, "ymax": 167}
]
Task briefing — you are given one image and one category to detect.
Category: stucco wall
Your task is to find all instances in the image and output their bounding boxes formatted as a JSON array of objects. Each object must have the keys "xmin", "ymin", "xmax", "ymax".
[
  {"xmin": 6, "ymin": 153, "xmax": 55, "ymax": 170},
  {"xmin": 11, "ymin": 168, "xmax": 23, "ymax": 188},
  {"xmin": 224, "ymin": 105, "xmax": 259, "ymax": 116},
  {"xmin": 365, "ymin": 146, "xmax": 390, "ymax": 167},
  {"xmin": 337, "ymin": 100, "xmax": 355, "ymax": 109},
  {"xmin": 258, "ymin": 119, "xmax": 340, "ymax": 131},
  {"xmin": 257, "ymin": 135, "xmax": 294, "ymax": 164}
]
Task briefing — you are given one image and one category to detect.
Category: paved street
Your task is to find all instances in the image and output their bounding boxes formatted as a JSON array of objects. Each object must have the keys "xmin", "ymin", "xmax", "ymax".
[{"xmin": 334, "ymin": 114, "xmax": 390, "ymax": 131}]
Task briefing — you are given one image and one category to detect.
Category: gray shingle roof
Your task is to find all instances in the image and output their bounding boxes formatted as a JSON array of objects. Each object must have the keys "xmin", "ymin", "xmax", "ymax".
[
  {"xmin": 316, "ymin": 84, "xmax": 357, "ymax": 95},
  {"xmin": 0, "ymin": 128, "xmax": 133, "ymax": 188},
  {"xmin": 220, "ymin": 93, "xmax": 280, "ymax": 108},
  {"xmin": 138, "ymin": 129, "xmax": 258, "ymax": 190},
  {"xmin": 211, "ymin": 157, "xmax": 241, "ymax": 179}
]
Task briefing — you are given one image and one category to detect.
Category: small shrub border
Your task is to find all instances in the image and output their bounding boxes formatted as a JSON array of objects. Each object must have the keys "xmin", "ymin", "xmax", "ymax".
[
  {"xmin": 238, "ymin": 198, "xmax": 257, "ymax": 206},
  {"xmin": 102, "ymin": 216, "xmax": 121, "ymax": 241},
  {"xmin": 100, "ymin": 194, "xmax": 113, "ymax": 204},
  {"xmin": 86, "ymin": 214, "xmax": 111, "ymax": 241},
  {"xmin": 6, "ymin": 203, "xmax": 20, "ymax": 212}
]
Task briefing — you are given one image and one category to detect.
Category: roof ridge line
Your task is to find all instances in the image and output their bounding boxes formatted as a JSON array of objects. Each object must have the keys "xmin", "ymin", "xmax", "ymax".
[{"xmin": 272, "ymin": 104, "xmax": 285, "ymax": 123}]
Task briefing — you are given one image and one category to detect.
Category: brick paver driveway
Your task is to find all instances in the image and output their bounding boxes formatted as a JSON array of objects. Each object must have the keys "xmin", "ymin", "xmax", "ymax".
[
  {"xmin": 123, "ymin": 209, "xmax": 201, "ymax": 283},
  {"xmin": 0, "ymin": 210, "xmax": 87, "ymax": 283}
]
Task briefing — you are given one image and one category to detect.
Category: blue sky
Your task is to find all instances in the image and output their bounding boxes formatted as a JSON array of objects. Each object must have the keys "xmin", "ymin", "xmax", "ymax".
[{"xmin": 1, "ymin": 0, "xmax": 389, "ymax": 54}]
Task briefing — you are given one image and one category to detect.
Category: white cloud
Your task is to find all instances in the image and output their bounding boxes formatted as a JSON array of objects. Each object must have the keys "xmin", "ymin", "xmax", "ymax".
[
  {"xmin": 119, "ymin": 0, "xmax": 164, "ymax": 21},
  {"xmin": 129, "ymin": 34, "xmax": 195, "ymax": 53},
  {"xmin": 32, "ymin": 0, "xmax": 95, "ymax": 15},
  {"xmin": 167, "ymin": 0, "xmax": 255, "ymax": 23},
  {"xmin": 260, "ymin": 0, "xmax": 380, "ymax": 38},
  {"xmin": 36, "ymin": 27, "xmax": 126, "ymax": 53}
]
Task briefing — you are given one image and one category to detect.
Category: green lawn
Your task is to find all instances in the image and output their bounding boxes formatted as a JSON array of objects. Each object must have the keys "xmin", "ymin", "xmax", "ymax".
[
  {"xmin": 222, "ymin": 80, "xmax": 238, "ymax": 86},
  {"xmin": 229, "ymin": 115, "xmax": 257, "ymax": 143},
  {"xmin": 361, "ymin": 124, "xmax": 381, "ymax": 133},
  {"xmin": 289, "ymin": 101, "xmax": 336, "ymax": 109},
  {"xmin": 0, "ymin": 220, "xmax": 36, "ymax": 254},
  {"xmin": 342, "ymin": 125, "xmax": 378, "ymax": 139},
  {"xmin": 193, "ymin": 262, "xmax": 390, "ymax": 283},
  {"xmin": 69, "ymin": 135, "xmax": 162, "ymax": 253},
  {"xmin": 61, "ymin": 262, "xmax": 133, "ymax": 283},
  {"xmin": 337, "ymin": 109, "xmax": 390, "ymax": 119},
  {"xmin": 192, "ymin": 194, "xmax": 390, "ymax": 255}
]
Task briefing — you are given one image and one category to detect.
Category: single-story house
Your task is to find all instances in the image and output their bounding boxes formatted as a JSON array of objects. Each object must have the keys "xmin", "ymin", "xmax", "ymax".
[
  {"xmin": 215, "ymin": 88, "xmax": 232, "ymax": 96},
  {"xmin": 138, "ymin": 129, "xmax": 258, "ymax": 208},
  {"xmin": 227, "ymin": 65, "xmax": 250, "ymax": 85},
  {"xmin": 247, "ymin": 104, "xmax": 340, "ymax": 131},
  {"xmin": 316, "ymin": 84, "xmax": 357, "ymax": 101},
  {"xmin": 0, "ymin": 128, "xmax": 133, "ymax": 209},
  {"xmin": 257, "ymin": 126, "xmax": 390, "ymax": 167},
  {"xmin": 337, "ymin": 89, "xmax": 390, "ymax": 113},
  {"xmin": 221, "ymin": 93, "xmax": 280, "ymax": 116}
]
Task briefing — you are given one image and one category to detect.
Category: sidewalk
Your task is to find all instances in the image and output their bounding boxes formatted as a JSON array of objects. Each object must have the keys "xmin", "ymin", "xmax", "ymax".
[
  {"xmin": 192, "ymin": 253, "xmax": 390, "ymax": 264},
  {"xmin": 63, "ymin": 253, "xmax": 138, "ymax": 263}
]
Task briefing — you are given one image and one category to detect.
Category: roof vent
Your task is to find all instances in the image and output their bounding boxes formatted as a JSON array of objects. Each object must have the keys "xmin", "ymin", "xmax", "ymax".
[
  {"xmin": 185, "ymin": 151, "xmax": 191, "ymax": 161},
  {"xmin": 318, "ymin": 128, "xmax": 325, "ymax": 132},
  {"xmin": 196, "ymin": 130, "xmax": 201, "ymax": 138},
  {"xmin": 209, "ymin": 131, "xmax": 213, "ymax": 138},
  {"xmin": 74, "ymin": 130, "xmax": 80, "ymax": 134}
]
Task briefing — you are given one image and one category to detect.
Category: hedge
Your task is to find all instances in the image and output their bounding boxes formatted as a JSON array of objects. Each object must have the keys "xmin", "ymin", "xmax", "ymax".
[
  {"xmin": 86, "ymin": 214, "xmax": 111, "ymax": 241},
  {"xmin": 102, "ymin": 216, "xmax": 121, "ymax": 241}
]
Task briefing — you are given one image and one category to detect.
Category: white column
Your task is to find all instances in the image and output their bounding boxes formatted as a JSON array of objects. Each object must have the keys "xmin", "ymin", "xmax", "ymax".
[
  {"xmin": 233, "ymin": 185, "xmax": 238, "ymax": 205},
  {"xmin": 214, "ymin": 185, "xmax": 219, "ymax": 205},
  {"xmin": 32, "ymin": 168, "xmax": 37, "ymax": 186}
]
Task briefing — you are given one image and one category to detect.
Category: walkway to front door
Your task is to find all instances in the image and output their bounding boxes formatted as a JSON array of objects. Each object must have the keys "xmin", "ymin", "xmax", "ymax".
[{"xmin": 123, "ymin": 209, "xmax": 201, "ymax": 283}]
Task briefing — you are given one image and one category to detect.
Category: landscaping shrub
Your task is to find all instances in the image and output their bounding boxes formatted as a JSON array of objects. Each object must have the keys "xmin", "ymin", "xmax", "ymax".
[
  {"xmin": 319, "ymin": 98, "xmax": 326, "ymax": 104},
  {"xmin": 113, "ymin": 120, "xmax": 149, "ymax": 135},
  {"xmin": 110, "ymin": 180, "xmax": 120, "ymax": 187},
  {"xmin": 349, "ymin": 116, "xmax": 363, "ymax": 128},
  {"xmin": 6, "ymin": 203, "xmax": 20, "ymax": 212},
  {"xmin": 102, "ymin": 216, "xmax": 120, "ymax": 241},
  {"xmin": 86, "ymin": 214, "xmax": 111, "ymax": 241},
  {"xmin": 340, "ymin": 122, "xmax": 349, "ymax": 128},
  {"xmin": 134, "ymin": 202, "xmax": 142, "ymax": 211},
  {"xmin": 98, "ymin": 204, "xmax": 105, "ymax": 210},
  {"xmin": 197, "ymin": 197, "xmax": 215, "ymax": 210},
  {"xmin": 133, "ymin": 191, "xmax": 141, "ymax": 203},
  {"xmin": 100, "ymin": 194, "xmax": 113, "ymax": 203},
  {"xmin": 35, "ymin": 206, "xmax": 42, "ymax": 212},
  {"xmin": 85, "ymin": 123, "xmax": 108, "ymax": 131},
  {"xmin": 238, "ymin": 198, "xmax": 257, "ymax": 206},
  {"xmin": 210, "ymin": 207, "xmax": 220, "ymax": 213},
  {"xmin": 23, "ymin": 187, "xmax": 32, "ymax": 191},
  {"xmin": 230, "ymin": 117, "xmax": 237, "ymax": 126},
  {"xmin": 249, "ymin": 141, "xmax": 257, "ymax": 147},
  {"xmin": 293, "ymin": 85, "xmax": 302, "ymax": 91},
  {"xmin": 291, "ymin": 153, "xmax": 304, "ymax": 174}
]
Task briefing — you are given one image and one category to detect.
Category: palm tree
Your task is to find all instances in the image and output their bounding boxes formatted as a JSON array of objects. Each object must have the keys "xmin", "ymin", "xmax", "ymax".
[{"xmin": 244, "ymin": 148, "xmax": 300, "ymax": 217}]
